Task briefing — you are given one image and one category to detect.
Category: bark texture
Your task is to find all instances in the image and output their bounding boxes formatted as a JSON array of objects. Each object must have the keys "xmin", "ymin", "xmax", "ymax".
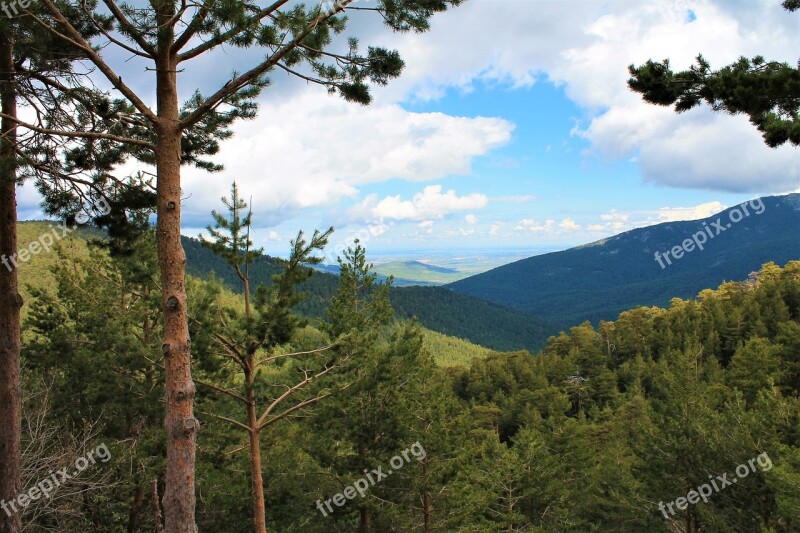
[
  {"xmin": 155, "ymin": 27, "xmax": 197, "ymax": 531},
  {"xmin": 246, "ymin": 376, "xmax": 266, "ymax": 533},
  {"xmin": 0, "ymin": 29, "xmax": 22, "ymax": 533}
]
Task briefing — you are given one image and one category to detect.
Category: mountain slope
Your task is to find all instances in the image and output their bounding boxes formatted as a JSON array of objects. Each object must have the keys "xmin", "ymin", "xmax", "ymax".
[
  {"xmin": 449, "ymin": 194, "xmax": 800, "ymax": 326},
  {"xmin": 372, "ymin": 260, "xmax": 467, "ymax": 285},
  {"xmin": 12, "ymin": 223, "xmax": 496, "ymax": 367},
  {"xmin": 182, "ymin": 236, "xmax": 557, "ymax": 352}
]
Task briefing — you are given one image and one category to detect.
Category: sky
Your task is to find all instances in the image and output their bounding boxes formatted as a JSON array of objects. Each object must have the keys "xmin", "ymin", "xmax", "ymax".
[{"xmin": 17, "ymin": 0, "xmax": 800, "ymax": 258}]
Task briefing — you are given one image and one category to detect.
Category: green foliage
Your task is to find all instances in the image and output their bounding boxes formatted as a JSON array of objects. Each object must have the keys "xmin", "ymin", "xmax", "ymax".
[
  {"xmin": 418, "ymin": 327, "xmax": 492, "ymax": 367},
  {"xmin": 16, "ymin": 218, "xmax": 800, "ymax": 531},
  {"xmin": 200, "ymin": 182, "xmax": 263, "ymax": 278}
]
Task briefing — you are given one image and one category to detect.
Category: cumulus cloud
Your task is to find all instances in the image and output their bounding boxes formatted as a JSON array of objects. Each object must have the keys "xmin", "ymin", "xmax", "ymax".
[
  {"xmin": 465, "ymin": 214, "xmax": 478, "ymax": 224},
  {"xmin": 585, "ymin": 200, "xmax": 728, "ymax": 234},
  {"xmin": 656, "ymin": 200, "xmax": 727, "ymax": 222},
  {"xmin": 179, "ymin": 91, "xmax": 511, "ymax": 225},
  {"xmin": 558, "ymin": 218, "xmax": 581, "ymax": 231},
  {"xmin": 514, "ymin": 217, "xmax": 583, "ymax": 234},
  {"xmin": 418, "ymin": 220, "xmax": 434, "ymax": 235},
  {"xmin": 600, "ymin": 209, "xmax": 629, "ymax": 222},
  {"xmin": 378, "ymin": 0, "xmax": 798, "ymax": 193},
  {"xmin": 351, "ymin": 185, "xmax": 488, "ymax": 223},
  {"xmin": 515, "ymin": 219, "xmax": 555, "ymax": 233},
  {"xmin": 531, "ymin": 200, "xmax": 731, "ymax": 237}
]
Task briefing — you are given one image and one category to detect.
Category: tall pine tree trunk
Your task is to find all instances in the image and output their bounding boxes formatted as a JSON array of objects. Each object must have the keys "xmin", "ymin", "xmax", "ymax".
[
  {"xmin": 243, "ymin": 277, "xmax": 252, "ymax": 319},
  {"xmin": 246, "ymin": 375, "xmax": 267, "ymax": 533},
  {"xmin": 422, "ymin": 458, "xmax": 431, "ymax": 532},
  {"xmin": 155, "ymin": 14, "xmax": 197, "ymax": 531},
  {"xmin": 358, "ymin": 444, "xmax": 370, "ymax": 532},
  {"xmin": 0, "ymin": 30, "xmax": 22, "ymax": 533}
]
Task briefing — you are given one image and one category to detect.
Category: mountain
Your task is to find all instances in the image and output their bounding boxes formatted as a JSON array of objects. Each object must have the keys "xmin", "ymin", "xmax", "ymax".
[
  {"xmin": 449, "ymin": 194, "xmax": 800, "ymax": 326},
  {"xmin": 182, "ymin": 236, "xmax": 557, "ymax": 352},
  {"xmin": 371, "ymin": 260, "xmax": 467, "ymax": 285},
  {"xmin": 311, "ymin": 262, "xmax": 439, "ymax": 287}
]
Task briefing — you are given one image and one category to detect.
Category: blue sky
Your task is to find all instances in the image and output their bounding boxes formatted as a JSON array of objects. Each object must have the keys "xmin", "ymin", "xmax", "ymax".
[{"xmin": 16, "ymin": 0, "xmax": 800, "ymax": 258}]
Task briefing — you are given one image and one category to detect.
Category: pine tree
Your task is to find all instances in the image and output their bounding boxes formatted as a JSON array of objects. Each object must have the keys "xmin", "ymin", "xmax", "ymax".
[
  {"xmin": 193, "ymin": 190, "xmax": 335, "ymax": 532},
  {"xmin": 12, "ymin": 3, "xmax": 463, "ymax": 527},
  {"xmin": 0, "ymin": 6, "xmax": 130, "ymax": 530},
  {"xmin": 201, "ymin": 182, "xmax": 263, "ymax": 318},
  {"xmin": 24, "ymin": 231, "xmax": 166, "ymax": 531}
]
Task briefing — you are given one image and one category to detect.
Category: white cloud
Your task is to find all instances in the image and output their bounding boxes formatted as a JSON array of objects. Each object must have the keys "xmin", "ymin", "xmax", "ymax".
[
  {"xmin": 656, "ymin": 200, "xmax": 727, "ymax": 222},
  {"xmin": 465, "ymin": 214, "xmax": 478, "ymax": 224},
  {"xmin": 515, "ymin": 219, "xmax": 555, "ymax": 233},
  {"xmin": 585, "ymin": 200, "xmax": 729, "ymax": 234},
  {"xmin": 418, "ymin": 220, "xmax": 434, "ymax": 235},
  {"xmin": 558, "ymin": 218, "xmax": 581, "ymax": 231},
  {"xmin": 376, "ymin": 0, "xmax": 798, "ymax": 193},
  {"xmin": 514, "ymin": 217, "xmax": 582, "ymax": 233},
  {"xmin": 600, "ymin": 209, "xmax": 629, "ymax": 222},
  {"xmin": 489, "ymin": 222, "xmax": 503, "ymax": 236},
  {"xmin": 352, "ymin": 185, "xmax": 488, "ymax": 223},
  {"xmin": 494, "ymin": 194, "xmax": 537, "ymax": 204},
  {"xmin": 180, "ymin": 91, "xmax": 512, "ymax": 225}
]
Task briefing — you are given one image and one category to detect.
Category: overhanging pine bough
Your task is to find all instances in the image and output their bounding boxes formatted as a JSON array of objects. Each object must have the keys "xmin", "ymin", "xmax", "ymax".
[
  {"xmin": 627, "ymin": 2, "xmax": 800, "ymax": 148},
  {"xmin": 6, "ymin": 0, "xmax": 462, "ymax": 530}
]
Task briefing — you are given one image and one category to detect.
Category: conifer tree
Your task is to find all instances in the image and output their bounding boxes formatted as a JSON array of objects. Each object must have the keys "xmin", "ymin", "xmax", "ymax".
[
  {"xmin": 194, "ymin": 185, "xmax": 342, "ymax": 532},
  {"xmin": 6, "ymin": 3, "xmax": 463, "ymax": 527},
  {"xmin": 0, "ymin": 6, "xmax": 135, "ymax": 530}
]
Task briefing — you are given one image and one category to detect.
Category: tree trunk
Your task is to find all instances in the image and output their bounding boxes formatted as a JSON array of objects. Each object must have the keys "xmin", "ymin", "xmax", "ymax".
[
  {"xmin": 151, "ymin": 479, "xmax": 164, "ymax": 533},
  {"xmin": 243, "ymin": 277, "xmax": 252, "ymax": 319},
  {"xmin": 155, "ymin": 23, "xmax": 197, "ymax": 532},
  {"xmin": 246, "ymin": 374, "xmax": 267, "ymax": 533},
  {"xmin": 422, "ymin": 458, "xmax": 431, "ymax": 532},
  {"xmin": 126, "ymin": 485, "xmax": 144, "ymax": 533},
  {"xmin": 358, "ymin": 444, "xmax": 369, "ymax": 533},
  {"xmin": 0, "ymin": 30, "xmax": 22, "ymax": 533}
]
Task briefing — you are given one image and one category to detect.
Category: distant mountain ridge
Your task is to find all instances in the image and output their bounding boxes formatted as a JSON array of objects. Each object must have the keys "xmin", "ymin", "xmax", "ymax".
[
  {"xmin": 392, "ymin": 260, "xmax": 458, "ymax": 273},
  {"xmin": 449, "ymin": 194, "xmax": 800, "ymax": 326},
  {"xmin": 182, "ymin": 237, "xmax": 557, "ymax": 352},
  {"xmin": 371, "ymin": 260, "xmax": 466, "ymax": 285}
]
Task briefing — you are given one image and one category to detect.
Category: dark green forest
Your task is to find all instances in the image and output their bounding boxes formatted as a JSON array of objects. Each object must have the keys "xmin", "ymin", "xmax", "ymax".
[
  {"xmin": 183, "ymin": 235, "xmax": 558, "ymax": 352},
  {"xmin": 15, "ymin": 218, "xmax": 800, "ymax": 531}
]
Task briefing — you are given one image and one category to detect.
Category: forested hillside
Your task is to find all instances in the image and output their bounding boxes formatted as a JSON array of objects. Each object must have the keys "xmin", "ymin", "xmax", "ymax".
[
  {"xmin": 14, "ymin": 223, "xmax": 487, "ymax": 368},
  {"xmin": 183, "ymin": 234, "xmax": 557, "ymax": 351},
  {"xmin": 450, "ymin": 194, "xmax": 800, "ymax": 325},
  {"xmin": 18, "ymin": 224, "xmax": 800, "ymax": 530}
]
